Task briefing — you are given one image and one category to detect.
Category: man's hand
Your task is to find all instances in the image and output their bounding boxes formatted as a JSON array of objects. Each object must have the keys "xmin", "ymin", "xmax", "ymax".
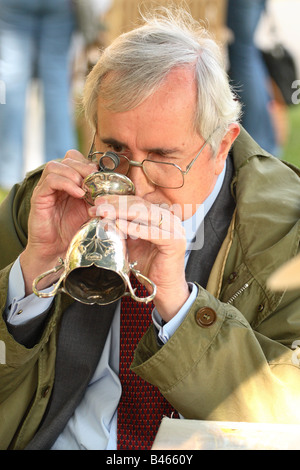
[
  {"xmin": 20, "ymin": 150, "xmax": 98, "ymax": 295},
  {"xmin": 89, "ymin": 194, "xmax": 190, "ymax": 322}
]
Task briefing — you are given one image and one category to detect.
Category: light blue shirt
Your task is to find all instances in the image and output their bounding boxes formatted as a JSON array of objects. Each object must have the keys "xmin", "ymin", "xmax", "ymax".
[{"xmin": 6, "ymin": 162, "xmax": 226, "ymax": 449}]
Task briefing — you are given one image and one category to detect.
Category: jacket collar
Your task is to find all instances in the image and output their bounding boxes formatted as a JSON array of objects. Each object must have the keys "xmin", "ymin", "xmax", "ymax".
[{"xmin": 232, "ymin": 126, "xmax": 272, "ymax": 169}]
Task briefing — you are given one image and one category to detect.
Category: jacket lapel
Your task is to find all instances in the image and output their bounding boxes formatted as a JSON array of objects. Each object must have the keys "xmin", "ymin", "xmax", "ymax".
[{"xmin": 186, "ymin": 154, "xmax": 235, "ymax": 286}]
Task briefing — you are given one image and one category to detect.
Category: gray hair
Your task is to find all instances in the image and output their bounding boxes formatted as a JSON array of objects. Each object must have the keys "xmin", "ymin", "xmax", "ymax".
[{"xmin": 82, "ymin": 7, "xmax": 241, "ymax": 153}]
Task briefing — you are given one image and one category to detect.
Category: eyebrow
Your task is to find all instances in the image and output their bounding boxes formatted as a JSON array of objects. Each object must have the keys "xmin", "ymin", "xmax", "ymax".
[
  {"xmin": 100, "ymin": 137, "xmax": 181, "ymax": 157},
  {"xmin": 101, "ymin": 137, "xmax": 127, "ymax": 148}
]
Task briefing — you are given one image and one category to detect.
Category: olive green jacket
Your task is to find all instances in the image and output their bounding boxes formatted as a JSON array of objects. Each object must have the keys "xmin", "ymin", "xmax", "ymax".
[{"xmin": 0, "ymin": 128, "xmax": 299, "ymax": 449}]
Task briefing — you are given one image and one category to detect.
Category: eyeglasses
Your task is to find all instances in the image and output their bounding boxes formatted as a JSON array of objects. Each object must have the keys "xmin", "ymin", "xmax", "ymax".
[{"xmin": 88, "ymin": 130, "xmax": 217, "ymax": 189}]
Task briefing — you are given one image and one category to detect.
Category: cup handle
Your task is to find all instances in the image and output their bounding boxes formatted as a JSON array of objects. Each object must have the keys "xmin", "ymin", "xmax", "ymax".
[
  {"xmin": 32, "ymin": 258, "xmax": 66, "ymax": 298},
  {"xmin": 127, "ymin": 265, "xmax": 157, "ymax": 303}
]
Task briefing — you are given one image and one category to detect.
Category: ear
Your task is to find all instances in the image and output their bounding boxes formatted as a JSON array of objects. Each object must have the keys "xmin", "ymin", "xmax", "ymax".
[{"xmin": 215, "ymin": 124, "xmax": 240, "ymax": 175}]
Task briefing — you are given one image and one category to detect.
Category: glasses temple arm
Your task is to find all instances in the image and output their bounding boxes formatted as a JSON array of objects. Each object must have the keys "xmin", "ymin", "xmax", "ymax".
[{"xmin": 183, "ymin": 127, "xmax": 220, "ymax": 174}]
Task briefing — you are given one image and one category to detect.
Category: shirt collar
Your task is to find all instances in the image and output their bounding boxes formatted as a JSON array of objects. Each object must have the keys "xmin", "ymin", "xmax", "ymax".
[{"xmin": 182, "ymin": 159, "xmax": 227, "ymax": 249}]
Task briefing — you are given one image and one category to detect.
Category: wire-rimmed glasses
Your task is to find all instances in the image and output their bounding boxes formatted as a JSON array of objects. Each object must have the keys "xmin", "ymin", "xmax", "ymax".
[{"xmin": 88, "ymin": 130, "xmax": 217, "ymax": 189}]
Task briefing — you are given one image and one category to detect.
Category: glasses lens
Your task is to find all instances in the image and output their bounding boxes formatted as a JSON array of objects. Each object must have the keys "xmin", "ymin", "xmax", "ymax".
[
  {"xmin": 143, "ymin": 161, "xmax": 184, "ymax": 188},
  {"xmin": 96, "ymin": 153, "xmax": 184, "ymax": 188},
  {"xmin": 100, "ymin": 154, "xmax": 129, "ymax": 174},
  {"xmin": 100, "ymin": 152, "xmax": 119, "ymax": 171}
]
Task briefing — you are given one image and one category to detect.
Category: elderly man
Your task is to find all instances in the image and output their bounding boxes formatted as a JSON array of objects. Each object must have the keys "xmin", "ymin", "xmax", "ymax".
[{"xmin": 0, "ymin": 8, "xmax": 299, "ymax": 450}]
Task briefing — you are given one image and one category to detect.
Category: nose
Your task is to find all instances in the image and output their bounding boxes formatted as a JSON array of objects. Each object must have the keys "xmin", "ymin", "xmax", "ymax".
[{"xmin": 127, "ymin": 162, "xmax": 156, "ymax": 197}]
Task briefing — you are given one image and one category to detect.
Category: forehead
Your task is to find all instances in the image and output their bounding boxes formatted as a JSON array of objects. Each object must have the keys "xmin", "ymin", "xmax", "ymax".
[{"xmin": 96, "ymin": 68, "xmax": 198, "ymax": 149}]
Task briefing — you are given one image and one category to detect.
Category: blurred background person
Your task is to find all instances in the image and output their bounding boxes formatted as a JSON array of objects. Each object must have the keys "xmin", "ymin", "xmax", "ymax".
[
  {"xmin": 0, "ymin": 0, "xmax": 77, "ymax": 190},
  {"xmin": 227, "ymin": 0, "xmax": 278, "ymax": 156}
]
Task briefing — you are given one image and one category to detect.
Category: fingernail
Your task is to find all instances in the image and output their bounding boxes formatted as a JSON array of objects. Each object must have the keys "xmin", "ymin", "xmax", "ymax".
[
  {"xmin": 77, "ymin": 188, "xmax": 86, "ymax": 197},
  {"xmin": 88, "ymin": 206, "xmax": 97, "ymax": 217}
]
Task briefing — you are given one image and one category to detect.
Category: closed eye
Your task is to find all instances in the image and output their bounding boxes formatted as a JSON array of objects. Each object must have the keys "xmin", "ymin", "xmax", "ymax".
[{"xmin": 147, "ymin": 150, "xmax": 181, "ymax": 164}]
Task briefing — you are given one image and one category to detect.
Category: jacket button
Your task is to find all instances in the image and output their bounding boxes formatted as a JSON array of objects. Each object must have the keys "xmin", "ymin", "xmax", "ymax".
[
  {"xmin": 228, "ymin": 272, "xmax": 238, "ymax": 284},
  {"xmin": 41, "ymin": 386, "xmax": 51, "ymax": 398},
  {"xmin": 195, "ymin": 307, "xmax": 217, "ymax": 328}
]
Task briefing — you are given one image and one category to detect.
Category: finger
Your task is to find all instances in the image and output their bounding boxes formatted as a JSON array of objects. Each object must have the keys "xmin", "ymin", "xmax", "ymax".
[
  {"xmin": 63, "ymin": 149, "xmax": 98, "ymax": 172},
  {"xmin": 34, "ymin": 169, "xmax": 86, "ymax": 199},
  {"xmin": 63, "ymin": 148, "xmax": 86, "ymax": 160},
  {"xmin": 92, "ymin": 195, "xmax": 183, "ymax": 232},
  {"xmin": 42, "ymin": 157, "xmax": 97, "ymax": 181},
  {"xmin": 38, "ymin": 158, "xmax": 97, "ymax": 193},
  {"xmin": 115, "ymin": 218, "xmax": 186, "ymax": 245}
]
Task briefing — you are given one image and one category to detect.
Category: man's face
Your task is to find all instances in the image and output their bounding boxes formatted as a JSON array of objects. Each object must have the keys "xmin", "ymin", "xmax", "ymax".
[{"xmin": 95, "ymin": 68, "xmax": 236, "ymax": 220}]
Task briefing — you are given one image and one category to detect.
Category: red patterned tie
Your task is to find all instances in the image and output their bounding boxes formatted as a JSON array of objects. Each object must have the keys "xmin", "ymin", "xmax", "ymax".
[{"xmin": 117, "ymin": 274, "xmax": 178, "ymax": 450}]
